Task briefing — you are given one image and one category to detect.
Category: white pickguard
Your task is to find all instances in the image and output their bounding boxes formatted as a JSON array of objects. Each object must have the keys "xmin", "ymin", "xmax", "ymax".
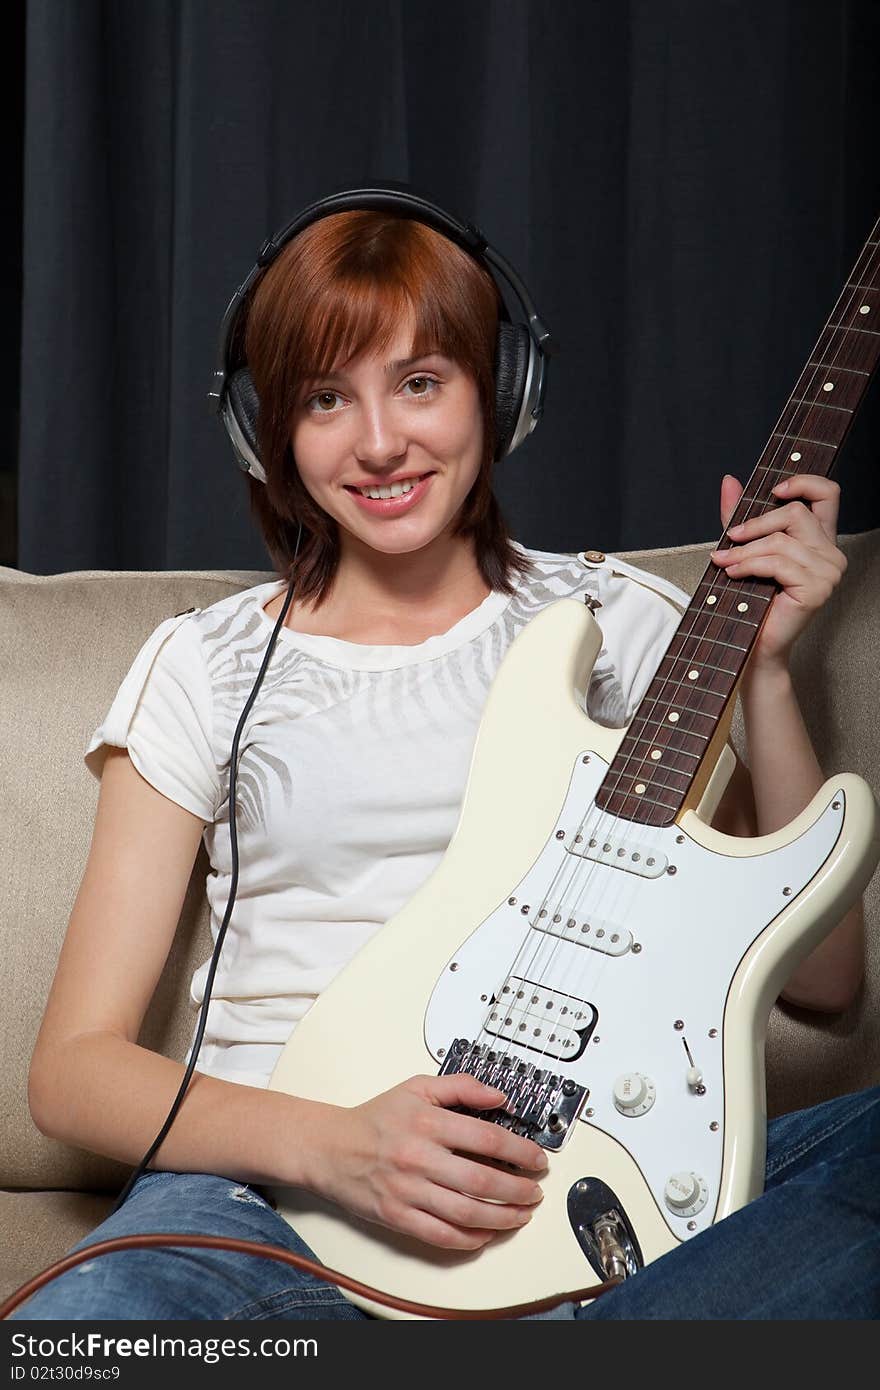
[{"xmin": 425, "ymin": 750, "xmax": 846, "ymax": 1239}]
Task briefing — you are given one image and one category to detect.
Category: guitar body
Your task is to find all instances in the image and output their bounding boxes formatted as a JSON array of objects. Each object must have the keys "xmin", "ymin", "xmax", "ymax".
[{"xmin": 265, "ymin": 596, "xmax": 879, "ymax": 1318}]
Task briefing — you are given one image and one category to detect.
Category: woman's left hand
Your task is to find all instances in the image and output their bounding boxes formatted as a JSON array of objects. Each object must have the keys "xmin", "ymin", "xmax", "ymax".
[{"xmin": 709, "ymin": 472, "xmax": 848, "ymax": 672}]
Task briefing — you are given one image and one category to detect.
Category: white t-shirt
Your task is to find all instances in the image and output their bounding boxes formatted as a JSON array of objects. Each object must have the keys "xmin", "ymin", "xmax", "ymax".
[{"xmin": 84, "ymin": 542, "xmax": 690, "ymax": 1090}]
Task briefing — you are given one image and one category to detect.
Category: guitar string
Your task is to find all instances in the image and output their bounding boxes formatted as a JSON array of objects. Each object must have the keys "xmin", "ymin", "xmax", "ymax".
[
  {"xmin": 458, "ymin": 582, "xmax": 644, "ymax": 1081},
  {"xmin": 466, "ymin": 567, "xmax": 714, "ymax": 1096},
  {"xmin": 463, "ymin": 233, "xmax": 875, "ymax": 1123},
  {"xmin": 474, "ymin": 583, "xmax": 709, "ymax": 1096},
  {"xmin": 472, "ymin": 423, "xmax": 798, "ymax": 1085},
  {"xmin": 469, "ymin": 504, "xmax": 786, "ymax": 1095}
]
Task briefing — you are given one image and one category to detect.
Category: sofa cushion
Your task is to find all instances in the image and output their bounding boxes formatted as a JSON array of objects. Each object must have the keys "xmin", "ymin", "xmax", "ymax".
[{"xmin": 0, "ymin": 1189, "xmax": 116, "ymax": 1304}]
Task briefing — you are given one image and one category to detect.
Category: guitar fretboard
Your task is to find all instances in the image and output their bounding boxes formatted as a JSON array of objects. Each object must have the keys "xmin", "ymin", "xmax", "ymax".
[{"xmin": 595, "ymin": 222, "xmax": 880, "ymax": 827}]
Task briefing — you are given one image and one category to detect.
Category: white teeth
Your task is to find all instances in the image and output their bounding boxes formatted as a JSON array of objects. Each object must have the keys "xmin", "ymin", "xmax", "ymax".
[{"xmin": 356, "ymin": 476, "xmax": 422, "ymax": 500}]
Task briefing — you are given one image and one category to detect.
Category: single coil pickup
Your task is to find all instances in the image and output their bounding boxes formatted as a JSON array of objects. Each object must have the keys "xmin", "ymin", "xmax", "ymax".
[
  {"xmin": 531, "ymin": 914, "xmax": 632, "ymax": 955},
  {"xmin": 438, "ymin": 1039, "xmax": 588, "ymax": 1149},
  {"xmin": 485, "ymin": 978, "xmax": 598, "ymax": 1061},
  {"xmin": 564, "ymin": 835, "xmax": 667, "ymax": 878}
]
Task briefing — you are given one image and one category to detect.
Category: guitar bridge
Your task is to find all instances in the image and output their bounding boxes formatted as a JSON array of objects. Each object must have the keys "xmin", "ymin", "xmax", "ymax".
[{"xmin": 438, "ymin": 1038, "xmax": 588, "ymax": 1150}]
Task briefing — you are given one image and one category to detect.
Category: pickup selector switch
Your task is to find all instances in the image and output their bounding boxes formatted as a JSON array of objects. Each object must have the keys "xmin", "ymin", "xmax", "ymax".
[
  {"xmin": 612, "ymin": 1072, "xmax": 656, "ymax": 1117},
  {"xmin": 664, "ymin": 1171, "xmax": 709, "ymax": 1217}
]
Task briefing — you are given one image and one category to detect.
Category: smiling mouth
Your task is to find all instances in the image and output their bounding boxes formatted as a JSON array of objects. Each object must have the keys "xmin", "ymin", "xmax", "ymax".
[{"xmin": 344, "ymin": 471, "xmax": 436, "ymax": 499}]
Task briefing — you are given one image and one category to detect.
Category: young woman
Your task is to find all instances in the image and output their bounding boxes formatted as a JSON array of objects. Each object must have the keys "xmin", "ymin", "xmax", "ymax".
[{"xmin": 13, "ymin": 206, "xmax": 878, "ymax": 1321}]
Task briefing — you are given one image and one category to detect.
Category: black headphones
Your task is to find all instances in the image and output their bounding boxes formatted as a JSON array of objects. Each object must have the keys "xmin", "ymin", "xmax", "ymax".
[{"xmin": 207, "ymin": 179, "xmax": 556, "ymax": 482}]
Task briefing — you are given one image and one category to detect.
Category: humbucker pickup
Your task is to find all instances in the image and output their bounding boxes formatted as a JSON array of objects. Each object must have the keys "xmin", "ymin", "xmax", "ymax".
[{"xmin": 486, "ymin": 978, "xmax": 598, "ymax": 1060}]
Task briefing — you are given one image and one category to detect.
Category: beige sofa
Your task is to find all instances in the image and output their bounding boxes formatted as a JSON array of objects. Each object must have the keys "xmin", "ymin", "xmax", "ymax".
[{"xmin": 2, "ymin": 535, "xmax": 879, "ymax": 1304}]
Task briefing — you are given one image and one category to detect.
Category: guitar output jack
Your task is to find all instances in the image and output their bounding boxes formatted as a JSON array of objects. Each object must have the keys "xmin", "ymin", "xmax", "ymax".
[{"xmin": 567, "ymin": 1178, "xmax": 643, "ymax": 1282}]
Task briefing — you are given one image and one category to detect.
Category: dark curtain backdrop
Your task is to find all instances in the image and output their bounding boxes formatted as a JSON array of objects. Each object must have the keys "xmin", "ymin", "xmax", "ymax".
[{"xmin": 16, "ymin": 0, "xmax": 880, "ymax": 575}]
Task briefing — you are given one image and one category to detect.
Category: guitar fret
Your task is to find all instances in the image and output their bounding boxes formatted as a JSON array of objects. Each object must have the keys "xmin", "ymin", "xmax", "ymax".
[
  {"xmin": 663, "ymin": 680, "xmax": 728, "ymax": 700},
  {"xmin": 635, "ymin": 696, "xmax": 716, "ymax": 723},
  {"xmin": 828, "ymin": 321, "xmax": 879, "ymax": 337},
  {"xmin": 730, "ymin": 492, "xmax": 782, "ymax": 508},
  {"xmin": 845, "ymin": 282, "xmax": 879, "ymax": 293},
  {"xmin": 669, "ymin": 634, "xmax": 749, "ymax": 654},
  {"xmin": 632, "ymin": 717, "xmax": 708, "ymax": 742},
  {"xmin": 668, "ymin": 608, "xmax": 758, "ymax": 634},
  {"xmin": 771, "ymin": 431, "xmax": 837, "ymax": 450},
  {"xmin": 660, "ymin": 653, "xmax": 739, "ymax": 676},
  {"xmin": 695, "ymin": 609, "xmax": 757, "ymax": 629},
  {"xmin": 808, "ymin": 359, "xmax": 869, "ymax": 375},
  {"xmin": 789, "ymin": 396, "xmax": 852, "ymax": 413},
  {"xmin": 623, "ymin": 733, "xmax": 702, "ymax": 761},
  {"xmin": 601, "ymin": 784, "xmax": 683, "ymax": 813},
  {"xmin": 695, "ymin": 578, "xmax": 771, "ymax": 604},
  {"xmin": 617, "ymin": 759, "xmax": 692, "ymax": 788},
  {"xmin": 645, "ymin": 690, "xmax": 726, "ymax": 718}
]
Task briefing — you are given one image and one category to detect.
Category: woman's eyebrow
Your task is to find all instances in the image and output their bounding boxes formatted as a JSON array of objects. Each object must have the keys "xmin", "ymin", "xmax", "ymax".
[
  {"xmin": 382, "ymin": 351, "xmax": 446, "ymax": 376},
  {"xmin": 308, "ymin": 352, "xmax": 447, "ymax": 385}
]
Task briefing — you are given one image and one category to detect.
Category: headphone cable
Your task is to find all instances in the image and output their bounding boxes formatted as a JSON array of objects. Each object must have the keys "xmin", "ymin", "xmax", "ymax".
[{"xmin": 106, "ymin": 522, "xmax": 304, "ymax": 1215}]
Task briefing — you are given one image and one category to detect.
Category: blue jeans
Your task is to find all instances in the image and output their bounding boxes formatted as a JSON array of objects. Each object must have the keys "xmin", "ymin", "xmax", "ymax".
[{"xmin": 10, "ymin": 1085, "xmax": 880, "ymax": 1321}]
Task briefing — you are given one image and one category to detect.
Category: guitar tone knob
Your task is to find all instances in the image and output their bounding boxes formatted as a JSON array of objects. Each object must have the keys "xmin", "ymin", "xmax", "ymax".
[
  {"xmin": 664, "ymin": 1171, "xmax": 709, "ymax": 1217},
  {"xmin": 612, "ymin": 1072, "xmax": 656, "ymax": 1117}
]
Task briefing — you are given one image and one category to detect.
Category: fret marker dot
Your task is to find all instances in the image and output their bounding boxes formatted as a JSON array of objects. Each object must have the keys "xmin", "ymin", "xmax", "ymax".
[
  {"xmin": 634, "ymin": 783, "xmax": 646, "ymax": 795},
  {"xmin": 706, "ymin": 594, "xmax": 717, "ymax": 605},
  {"xmin": 737, "ymin": 601, "xmax": 749, "ymax": 612},
  {"xmin": 650, "ymin": 749, "xmax": 662, "ymax": 760},
  {"xmin": 668, "ymin": 712, "xmax": 679, "ymax": 723},
  {"xmin": 822, "ymin": 381, "xmax": 834, "ymax": 392},
  {"xmin": 790, "ymin": 452, "xmax": 801, "ymax": 461},
  {"xmin": 688, "ymin": 669, "xmax": 699, "ymax": 680},
  {"xmin": 860, "ymin": 305, "xmax": 870, "ymax": 314}
]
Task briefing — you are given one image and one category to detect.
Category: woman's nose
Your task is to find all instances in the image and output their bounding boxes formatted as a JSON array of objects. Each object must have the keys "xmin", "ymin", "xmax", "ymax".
[{"xmin": 352, "ymin": 397, "xmax": 408, "ymax": 465}]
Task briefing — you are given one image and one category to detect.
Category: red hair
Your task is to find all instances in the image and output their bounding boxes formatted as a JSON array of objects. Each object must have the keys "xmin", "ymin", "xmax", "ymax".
[{"xmin": 241, "ymin": 208, "xmax": 533, "ymax": 605}]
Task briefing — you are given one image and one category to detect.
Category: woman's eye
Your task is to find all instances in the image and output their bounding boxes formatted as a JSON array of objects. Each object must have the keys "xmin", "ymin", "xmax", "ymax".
[
  {"xmin": 309, "ymin": 391, "xmax": 341, "ymax": 413},
  {"xmin": 405, "ymin": 375, "xmax": 439, "ymax": 397}
]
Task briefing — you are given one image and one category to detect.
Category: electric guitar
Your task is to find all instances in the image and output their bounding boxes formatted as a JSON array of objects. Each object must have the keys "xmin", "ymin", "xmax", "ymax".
[{"xmin": 265, "ymin": 216, "xmax": 880, "ymax": 1317}]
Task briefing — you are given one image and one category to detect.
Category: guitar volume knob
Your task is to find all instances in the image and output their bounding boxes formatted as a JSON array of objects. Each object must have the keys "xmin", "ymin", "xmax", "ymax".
[{"xmin": 664, "ymin": 1171, "xmax": 709, "ymax": 1217}]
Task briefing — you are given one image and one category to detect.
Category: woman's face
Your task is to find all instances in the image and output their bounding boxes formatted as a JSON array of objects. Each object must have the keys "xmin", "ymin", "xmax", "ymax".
[{"xmin": 288, "ymin": 310, "xmax": 484, "ymax": 558}]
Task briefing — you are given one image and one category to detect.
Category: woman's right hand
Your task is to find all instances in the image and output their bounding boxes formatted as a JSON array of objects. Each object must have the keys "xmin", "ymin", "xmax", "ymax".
[{"xmin": 306, "ymin": 1073, "xmax": 549, "ymax": 1250}]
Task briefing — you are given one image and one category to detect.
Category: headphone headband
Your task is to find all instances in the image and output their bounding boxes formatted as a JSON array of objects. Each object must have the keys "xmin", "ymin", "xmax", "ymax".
[{"xmin": 208, "ymin": 179, "xmax": 556, "ymax": 483}]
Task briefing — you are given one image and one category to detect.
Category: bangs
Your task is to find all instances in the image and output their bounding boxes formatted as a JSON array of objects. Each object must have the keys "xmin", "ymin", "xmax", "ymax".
[
  {"xmin": 294, "ymin": 278, "xmax": 454, "ymax": 392},
  {"xmin": 246, "ymin": 209, "xmax": 501, "ymax": 417}
]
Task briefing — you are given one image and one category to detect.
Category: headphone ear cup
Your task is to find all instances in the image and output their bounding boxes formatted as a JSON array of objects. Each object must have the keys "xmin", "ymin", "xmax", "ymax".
[
  {"xmin": 493, "ymin": 320, "xmax": 531, "ymax": 460},
  {"xmin": 228, "ymin": 366, "xmax": 261, "ymax": 460}
]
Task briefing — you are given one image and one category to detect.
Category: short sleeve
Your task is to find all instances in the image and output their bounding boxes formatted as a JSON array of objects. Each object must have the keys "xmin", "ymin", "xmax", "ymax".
[
  {"xmin": 578, "ymin": 551, "xmax": 690, "ymax": 726},
  {"xmin": 83, "ymin": 610, "xmax": 220, "ymax": 823}
]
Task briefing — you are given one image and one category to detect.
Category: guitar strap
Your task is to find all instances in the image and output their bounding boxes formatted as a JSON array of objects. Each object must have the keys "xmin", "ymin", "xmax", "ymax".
[{"xmin": 577, "ymin": 549, "xmax": 692, "ymax": 614}]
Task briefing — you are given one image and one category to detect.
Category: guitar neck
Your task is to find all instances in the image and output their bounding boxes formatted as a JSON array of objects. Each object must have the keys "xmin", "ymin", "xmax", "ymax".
[{"xmin": 595, "ymin": 216, "xmax": 880, "ymax": 828}]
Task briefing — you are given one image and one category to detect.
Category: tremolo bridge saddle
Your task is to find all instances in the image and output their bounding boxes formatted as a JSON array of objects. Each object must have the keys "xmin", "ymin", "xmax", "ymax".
[{"xmin": 439, "ymin": 1037, "xmax": 589, "ymax": 1150}]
